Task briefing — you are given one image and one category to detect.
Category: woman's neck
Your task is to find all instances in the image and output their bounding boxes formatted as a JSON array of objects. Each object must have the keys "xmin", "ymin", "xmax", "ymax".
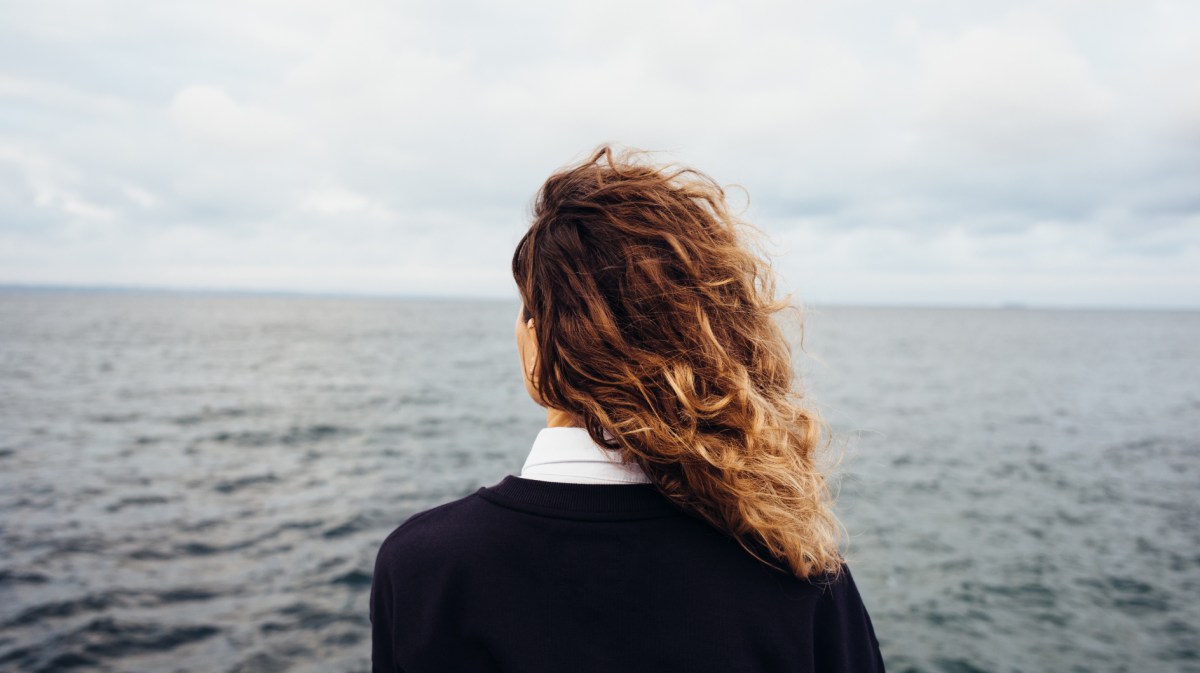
[{"xmin": 546, "ymin": 407, "xmax": 582, "ymax": 428}]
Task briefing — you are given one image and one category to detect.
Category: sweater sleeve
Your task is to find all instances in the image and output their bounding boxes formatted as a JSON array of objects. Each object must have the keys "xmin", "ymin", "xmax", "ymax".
[
  {"xmin": 812, "ymin": 563, "xmax": 887, "ymax": 672},
  {"xmin": 370, "ymin": 538, "xmax": 401, "ymax": 673}
]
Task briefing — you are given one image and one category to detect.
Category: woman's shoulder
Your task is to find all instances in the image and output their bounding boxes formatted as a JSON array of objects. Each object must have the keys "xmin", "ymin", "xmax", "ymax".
[
  {"xmin": 809, "ymin": 561, "xmax": 887, "ymax": 671},
  {"xmin": 373, "ymin": 487, "xmax": 502, "ymax": 571}
]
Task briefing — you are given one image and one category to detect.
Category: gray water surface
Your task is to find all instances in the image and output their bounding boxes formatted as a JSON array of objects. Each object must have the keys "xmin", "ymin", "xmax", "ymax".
[{"xmin": 0, "ymin": 292, "xmax": 1197, "ymax": 673}]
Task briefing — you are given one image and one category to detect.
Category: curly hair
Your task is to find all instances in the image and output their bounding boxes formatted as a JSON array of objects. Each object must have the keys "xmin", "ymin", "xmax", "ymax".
[{"xmin": 511, "ymin": 144, "xmax": 845, "ymax": 579}]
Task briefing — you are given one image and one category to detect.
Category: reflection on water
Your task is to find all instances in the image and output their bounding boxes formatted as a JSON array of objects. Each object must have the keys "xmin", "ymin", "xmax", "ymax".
[{"xmin": 0, "ymin": 291, "xmax": 1197, "ymax": 672}]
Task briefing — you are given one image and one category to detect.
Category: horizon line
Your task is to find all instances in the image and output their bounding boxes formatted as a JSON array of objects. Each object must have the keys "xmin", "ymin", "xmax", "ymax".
[{"xmin": 0, "ymin": 281, "xmax": 1195, "ymax": 313}]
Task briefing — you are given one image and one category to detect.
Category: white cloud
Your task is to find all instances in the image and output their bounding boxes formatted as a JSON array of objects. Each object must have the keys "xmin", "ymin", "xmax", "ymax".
[
  {"xmin": 122, "ymin": 184, "xmax": 157, "ymax": 209},
  {"xmin": 0, "ymin": 143, "xmax": 114, "ymax": 223},
  {"xmin": 913, "ymin": 12, "xmax": 1114, "ymax": 156},
  {"xmin": 299, "ymin": 187, "xmax": 392, "ymax": 218},
  {"xmin": 169, "ymin": 84, "xmax": 302, "ymax": 150}
]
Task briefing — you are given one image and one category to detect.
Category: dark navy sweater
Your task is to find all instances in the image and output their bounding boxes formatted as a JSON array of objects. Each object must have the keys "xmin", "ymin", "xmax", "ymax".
[{"xmin": 371, "ymin": 475, "xmax": 886, "ymax": 672}]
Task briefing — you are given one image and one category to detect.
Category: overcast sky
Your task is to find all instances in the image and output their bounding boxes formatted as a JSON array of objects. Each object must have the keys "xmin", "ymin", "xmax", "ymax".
[{"xmin": 1, "ymin": 0, "xmax": 1197, "ymax": 308}]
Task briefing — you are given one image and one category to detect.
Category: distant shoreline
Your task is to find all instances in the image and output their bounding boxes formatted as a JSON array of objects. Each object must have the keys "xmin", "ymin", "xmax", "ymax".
[
  {"xmin": 0, "ymin": 282, "xmax": 488, "ymax": 304},
  {"xmin": 0, "ymin": 282, "xmax": 1194, "ymax": 312}
]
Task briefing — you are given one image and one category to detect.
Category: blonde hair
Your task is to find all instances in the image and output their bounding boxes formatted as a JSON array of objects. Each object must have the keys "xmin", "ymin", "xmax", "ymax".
[{"xmin": 511, "ymin": 145, "xmax": 844, "ymax": 579}]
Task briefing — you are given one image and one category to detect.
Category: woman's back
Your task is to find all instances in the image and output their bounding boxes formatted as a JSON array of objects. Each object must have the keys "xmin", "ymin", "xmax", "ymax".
[
  {"xmin": 371, "ymin": 145, "xmax": 886, "ymax": 671},
  {"xmin": 371, "ymin": 476, "xmax": 883, "ymax": 672}
]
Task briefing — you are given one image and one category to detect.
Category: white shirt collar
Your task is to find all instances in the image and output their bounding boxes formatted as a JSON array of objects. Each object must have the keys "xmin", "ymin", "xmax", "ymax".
[{"xmin": 519, "ymin": 427, "xmax": 652, "ymax": 485}]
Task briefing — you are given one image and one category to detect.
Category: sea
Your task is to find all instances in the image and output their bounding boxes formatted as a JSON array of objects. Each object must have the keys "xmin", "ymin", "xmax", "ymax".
[{"xmin": 0, "ymin": 289, "xmax": 1197, "ymax": 673}]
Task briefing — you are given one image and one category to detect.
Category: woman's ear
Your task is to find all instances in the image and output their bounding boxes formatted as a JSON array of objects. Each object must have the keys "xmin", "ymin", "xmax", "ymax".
[
  {"xmin": 518, "ymin": 316, "xmax": 545, "ymax": 407},
  {"xmin": 525, "ymin": 321, "xmax": 537, "ymax": 372}
]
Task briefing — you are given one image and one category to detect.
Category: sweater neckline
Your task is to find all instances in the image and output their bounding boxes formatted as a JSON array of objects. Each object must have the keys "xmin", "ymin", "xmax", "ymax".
[{"xmin": 476, "ymin": 474, "xmax": 685, "ymax": 521}]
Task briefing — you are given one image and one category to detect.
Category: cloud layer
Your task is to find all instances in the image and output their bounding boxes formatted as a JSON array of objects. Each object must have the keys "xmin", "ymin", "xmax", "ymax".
[{"xmin": 2, "ymin": 0, "xmax": 1197, "ymax": 307}]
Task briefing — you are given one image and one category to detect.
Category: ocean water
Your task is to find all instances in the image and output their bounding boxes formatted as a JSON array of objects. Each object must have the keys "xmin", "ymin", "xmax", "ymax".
[{"xmin": 0, "ymin": 291, "xmax": 1196, "ymax": 673}]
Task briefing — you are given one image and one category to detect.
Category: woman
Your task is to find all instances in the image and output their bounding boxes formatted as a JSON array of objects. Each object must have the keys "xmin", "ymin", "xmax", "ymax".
[{"xmin": 370, "ymin": 145, "xmax": 886, "ymax": 672}]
